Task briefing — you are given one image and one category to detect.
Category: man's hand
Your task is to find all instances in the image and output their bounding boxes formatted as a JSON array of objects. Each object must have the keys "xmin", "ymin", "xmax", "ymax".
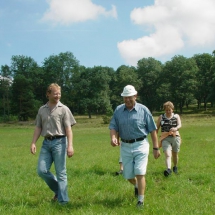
[
  {"xmin": 153, "ymin": 149, "xmax": 161, "ymax": 159},
  {"xmin": 30, "ymin": 143, "xmax": 36, "ymax": 155},
  {"xmin": 67, "ymin": 145, "xmax": 74, "ymax": 158},
  {"xmin": 111, "ymin": 138, "xmax": 119, "ymax": 147}
]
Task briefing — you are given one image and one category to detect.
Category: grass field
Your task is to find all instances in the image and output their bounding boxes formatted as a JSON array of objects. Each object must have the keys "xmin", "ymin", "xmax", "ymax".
[{"xmin": 0, "ymin": 114, "xmax": 215, "ymax": 215}]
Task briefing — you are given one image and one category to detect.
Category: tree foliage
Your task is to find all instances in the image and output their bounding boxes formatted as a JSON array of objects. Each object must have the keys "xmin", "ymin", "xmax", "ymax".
[
  {"xmin": 42, "ymin": 52, "xmax": 80, "ymax": 106},
  {"xmin": 1, "ymin": 51, "xmax": 215, "ymax": 121},
  {"xmin": 162, "ymin": 55, "xmax": 198, "ymax": 113},
  {"xmin": 137, "ymin": 57, "xmax": 163, "ymax": 112},
  {"xmin": 110, "ymin": 65, "xmax": 141, "ymax": 110},
  {"xmin": 193, "ymin": 53, "xmax": 213, "ymax": 110},
  {"xmin": 71, "ymin": 66, "xmax": 113, "ymax": 118}
]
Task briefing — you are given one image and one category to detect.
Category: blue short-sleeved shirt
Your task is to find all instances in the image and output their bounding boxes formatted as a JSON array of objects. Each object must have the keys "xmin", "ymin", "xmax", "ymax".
[{"xmin": 109, "ymin": 102, "xmax": 157, "ymax": 140}]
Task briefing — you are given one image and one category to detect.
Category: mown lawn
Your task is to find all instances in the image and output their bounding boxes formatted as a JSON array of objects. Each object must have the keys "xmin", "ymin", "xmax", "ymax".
[{"xmin": 0, "ymin": 115, "xmax": 215, "ymax": 215}]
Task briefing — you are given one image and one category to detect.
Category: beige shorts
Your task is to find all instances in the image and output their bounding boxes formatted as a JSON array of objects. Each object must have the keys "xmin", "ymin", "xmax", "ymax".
[{"xmin": 162, "ymin": 136, "xmax": 181, "ymax": 152}]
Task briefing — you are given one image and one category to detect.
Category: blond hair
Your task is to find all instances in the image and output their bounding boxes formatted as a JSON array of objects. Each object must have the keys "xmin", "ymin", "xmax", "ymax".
[
  {"xmin": 163, "ymin": 101, "xmax": 174, "ymax": 110},
  {"xmin": 46, "ymin": 83, "xmax": 61, "ymax": 97}
]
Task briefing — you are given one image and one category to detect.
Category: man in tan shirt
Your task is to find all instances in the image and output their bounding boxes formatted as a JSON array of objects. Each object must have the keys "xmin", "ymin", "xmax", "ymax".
[{"xmin": 30, "ymin": 83, "xmax": 76, "ymax": 205}]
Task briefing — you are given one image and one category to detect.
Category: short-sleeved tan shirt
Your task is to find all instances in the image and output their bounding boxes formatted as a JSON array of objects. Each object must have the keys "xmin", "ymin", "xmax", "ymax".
[{"xmin": 35, "ymin": 101, "xmax": 76, "ymax": 137}]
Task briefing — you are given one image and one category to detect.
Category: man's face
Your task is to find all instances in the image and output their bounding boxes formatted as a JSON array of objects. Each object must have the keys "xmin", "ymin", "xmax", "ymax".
[
  {"xmin": 48, "ymin": 87, "xmax": 61, "ymax": 104},
  {"xmin": 123, "ymin": 95, "xmax": 137, "ymax": 109}
]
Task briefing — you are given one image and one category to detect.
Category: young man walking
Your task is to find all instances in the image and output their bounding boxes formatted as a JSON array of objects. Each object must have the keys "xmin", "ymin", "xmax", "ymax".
[{"xmin": 30, "ymin": 83, "xmax": 76, "ymax": 205}]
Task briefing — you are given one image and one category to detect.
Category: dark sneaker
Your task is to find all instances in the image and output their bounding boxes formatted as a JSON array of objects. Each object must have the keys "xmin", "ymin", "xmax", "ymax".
[
  {"xmin": 164, "ymin": 169, "xmax": 172, "ymax": 177},
  {"xmin": 52, "ymin": 194, "xmax": 58, "ymax": 202},
  {"xmin": 173, "ymin": 166, "xmax": 178, "ymax": 173},
  {"xmin": 136, "ymin": 201, "xmax": 144, "ymax": 209},
  {"xmin": 115, "ymin": 170, "xmax": 123, "ymax": 175},
  {"xmin": 134, "ymin": 187, "xmax": 138, "ymax": 197}
]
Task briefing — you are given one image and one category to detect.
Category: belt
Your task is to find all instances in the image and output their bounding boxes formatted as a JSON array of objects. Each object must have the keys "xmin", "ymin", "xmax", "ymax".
[
  {"xmin": 121, "ymin": 136, "xmax": 146, "ymax": 143},
  {"xmin": 45, "ymin": 135, "xmax": 66, "ymax": 141},
  {"xmin": 168, "ymin": 135, "xmax": 179, "ymax": 136}
]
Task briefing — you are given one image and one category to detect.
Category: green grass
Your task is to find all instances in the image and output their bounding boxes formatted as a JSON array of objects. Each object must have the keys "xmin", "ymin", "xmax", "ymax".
[{"xmin": 0, "ymin": 115, "xmax": 215, "ymax": 214}]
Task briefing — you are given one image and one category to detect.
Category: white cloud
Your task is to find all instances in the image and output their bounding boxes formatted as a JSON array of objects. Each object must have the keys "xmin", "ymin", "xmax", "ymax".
[
  {"xmin": 41, "ymin": 0, "xmax": 117, "ymax": 25},
  {"xmin": 118, "ymin": 0, "xmax": 215, "ymax": 66}
]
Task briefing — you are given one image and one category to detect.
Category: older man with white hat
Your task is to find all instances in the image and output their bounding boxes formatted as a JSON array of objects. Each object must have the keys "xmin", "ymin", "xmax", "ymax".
[{"xmin": 109, "ymin": 85, "xmax": 160, "ymax": 209}]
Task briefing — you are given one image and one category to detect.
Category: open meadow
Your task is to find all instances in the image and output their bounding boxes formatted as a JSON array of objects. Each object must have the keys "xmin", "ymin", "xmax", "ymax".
[{"xmin": 0, "ymin": 114, "xmax": 215, "ymax": 215}]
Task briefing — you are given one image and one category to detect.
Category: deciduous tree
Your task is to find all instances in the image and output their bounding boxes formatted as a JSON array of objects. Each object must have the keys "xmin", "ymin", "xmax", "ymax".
[
  {"xmin": 162, "ymin": 55, "xmax": 198, "ymax": 113},
  {"xmin": 137, "ymin": 57, "xmax": 163, "ymax": 112},
  {"xmin": 193, "ymin": 53, "xmax": 213, "ymax": 110}
]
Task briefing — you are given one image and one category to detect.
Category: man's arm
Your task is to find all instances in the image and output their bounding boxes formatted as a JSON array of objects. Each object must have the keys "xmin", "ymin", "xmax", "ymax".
[
  {"xmin": 150, "ymin": 130, "xmax": 160, "ymax": 159},
  {"xmin": 65, "ymin": 126, "xmax": 74, "ymax": 158},
  {"xmin": 30, "ymin": 126, "xmax": 42, "ymax": 155},
  {"xmin": 110, "ymin": 129, "xmax": 119, "ymax": 147},
  {"xmin": 156, "ymin": 115, "xmax": 162, "ymax": 134}
]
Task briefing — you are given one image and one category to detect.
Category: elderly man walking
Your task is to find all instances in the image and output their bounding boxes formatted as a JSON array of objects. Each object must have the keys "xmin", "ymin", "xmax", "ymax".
[{"xmin": 109, "ymin": 85, "xmax": 160, "ymax": 209}]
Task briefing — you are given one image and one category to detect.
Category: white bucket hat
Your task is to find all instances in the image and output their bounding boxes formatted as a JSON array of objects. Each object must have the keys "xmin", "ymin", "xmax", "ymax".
[{"xmin": 121, "ymin": 85, "xmax": 137, "ymax": 97}]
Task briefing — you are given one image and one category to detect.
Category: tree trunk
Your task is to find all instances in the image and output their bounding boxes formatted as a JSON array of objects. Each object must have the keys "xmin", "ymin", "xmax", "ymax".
[
  {"xmin": 197, "ymin": 100, "xmax": 200, "ymax": 109},
  {"xmin": 179, "ymin": 102, "xmax": 183, "ymax": 114},
  {"xmin": 203, "ymin": 97, "xmax": 207, "ymax": 111},
  {"xmin": 88, "ymin": 111, "xmax": 92, "ymax": 119}
]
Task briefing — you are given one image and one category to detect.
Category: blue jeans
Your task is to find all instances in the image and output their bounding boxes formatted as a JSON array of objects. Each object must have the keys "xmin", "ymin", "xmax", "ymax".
[{"xmin": 37, "ymin": 137, "xmax": 68, "ymax": 203}]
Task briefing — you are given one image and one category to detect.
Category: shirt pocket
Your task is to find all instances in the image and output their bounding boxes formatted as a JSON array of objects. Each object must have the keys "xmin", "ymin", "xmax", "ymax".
[{"xmin": 51, "ymin": 113, "xmax": 63, "ymax": 123}]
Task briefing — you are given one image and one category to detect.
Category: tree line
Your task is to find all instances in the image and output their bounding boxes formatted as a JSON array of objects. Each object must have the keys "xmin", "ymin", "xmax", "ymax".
[{"xmin": 1, "ymin": 51, "xmax": 215, "ymax": 121}]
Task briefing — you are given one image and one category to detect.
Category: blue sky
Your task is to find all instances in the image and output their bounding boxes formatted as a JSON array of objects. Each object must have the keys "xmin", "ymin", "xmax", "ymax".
[{"xmin": 1, "ymin": 0, "xmax": 215, "ymax": 70}]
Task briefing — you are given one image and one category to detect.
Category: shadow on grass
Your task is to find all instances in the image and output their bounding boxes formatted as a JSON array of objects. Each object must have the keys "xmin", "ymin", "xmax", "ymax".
[
  {"xmin": 0, "ymin": 197, "xmax": 124, "ymax": 212},
  {"xmin": 70, "ymin": 164, "xmax": 121, "ymax": 177}
]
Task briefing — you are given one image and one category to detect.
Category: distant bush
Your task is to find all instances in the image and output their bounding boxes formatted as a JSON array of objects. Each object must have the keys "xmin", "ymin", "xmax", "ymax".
[
  {"xmin": 102, "ymin": 115, "xmax": 112, "ymax": 124},
  {"xmin": 0, "ymin": 115, "xmax": 19, "ymax": 123},
  {"xmin": 102, "ymin": 108, "xmax": 113, "ymax": 124}
]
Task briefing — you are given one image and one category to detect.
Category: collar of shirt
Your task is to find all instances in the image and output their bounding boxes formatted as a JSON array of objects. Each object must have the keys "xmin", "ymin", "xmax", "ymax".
[
  {"xmin": 123, "ymin": 102, "xmax": 139, "ymax": 112},
  {"xmin": 44, "ymin": 101, "xmax": 63, "ymax": 108}
]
